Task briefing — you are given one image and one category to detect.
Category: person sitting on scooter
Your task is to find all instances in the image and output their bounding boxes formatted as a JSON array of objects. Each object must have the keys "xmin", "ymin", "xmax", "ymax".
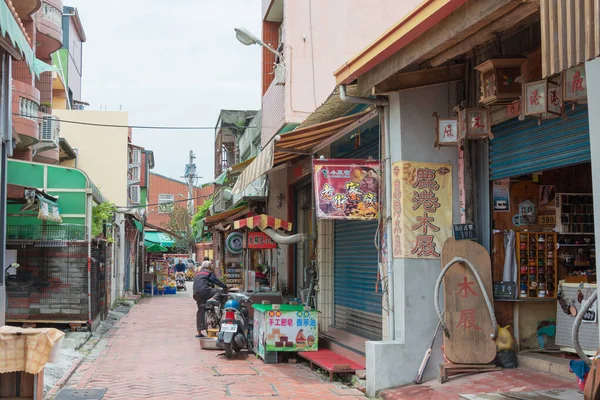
[
  {"xmin": 193, "ymin": 260, "xmax": 227, "ymax": 338},
  {"xmin": 174, "ymin": 258, "xmax": 187, "ymax": 273}
]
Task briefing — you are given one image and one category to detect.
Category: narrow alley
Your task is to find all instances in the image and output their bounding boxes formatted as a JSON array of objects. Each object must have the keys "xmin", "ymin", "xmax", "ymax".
[{"xmin": 54, "ymin": 285, "xmax": 367, "ymax": 400}]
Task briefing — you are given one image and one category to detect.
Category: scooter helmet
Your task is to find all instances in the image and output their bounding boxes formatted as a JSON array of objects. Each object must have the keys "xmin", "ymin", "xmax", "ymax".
[{"xmin": 224, "ymin": 299, "xmax": 240, "ymax": 311}]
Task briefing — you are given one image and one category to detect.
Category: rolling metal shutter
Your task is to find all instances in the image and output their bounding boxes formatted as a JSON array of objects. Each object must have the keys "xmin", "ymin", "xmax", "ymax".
[
  {"xmin": 334, "ymin": 219, "xmax": 382, "ymax": 340},
  {"xmin": 490, "ymin": 105, "xmax": 590, "ymax": 180},
  {"xmin": 333, "ymin": 141, "xmax": 382, "ymax": 340}
]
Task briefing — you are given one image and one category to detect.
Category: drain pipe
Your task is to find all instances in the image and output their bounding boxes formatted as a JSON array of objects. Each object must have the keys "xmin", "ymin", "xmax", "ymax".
[
  {"xmin": 339, "ymin": 86, "xmax": 394, "ymax": 340},
  {"xmin": 340, "ymin": 84, "xmax": 388, "ymax": 106},
  {"xmin": 263, "ymin": 228, "xmax": 307, "ymax": 245}
]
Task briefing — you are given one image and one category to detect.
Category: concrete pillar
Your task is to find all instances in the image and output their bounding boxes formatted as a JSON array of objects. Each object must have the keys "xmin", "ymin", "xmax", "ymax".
[
  {"xmin": 586, "ymin": 58, "xmax": 600, "ymax": 345},
  {"xmin": 366, "ymin": 85, "xmax": 460, "ymax": 397}
]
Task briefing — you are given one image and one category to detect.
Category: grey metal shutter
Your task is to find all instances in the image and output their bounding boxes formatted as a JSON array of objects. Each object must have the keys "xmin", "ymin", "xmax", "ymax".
[
  {"xmin": 334, "ymin": 219, "xmax": 382, "ymax": 339},
  {"xmin": 332, "ymin": 140, "xmax": 382, "ymax": 340},
  {"xmin": 490, "ymin": 105, "xmax": 590, "ymax": 180}
]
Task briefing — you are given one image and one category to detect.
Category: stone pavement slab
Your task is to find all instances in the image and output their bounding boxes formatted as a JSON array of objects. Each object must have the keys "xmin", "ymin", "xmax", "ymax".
[
  {"xmin": 380, "ymin": 369, "xmax": 579, "ymax": 400},
  {"xmin": 57, "ymin": 285, "xmax": 366, "ymax": 399}
]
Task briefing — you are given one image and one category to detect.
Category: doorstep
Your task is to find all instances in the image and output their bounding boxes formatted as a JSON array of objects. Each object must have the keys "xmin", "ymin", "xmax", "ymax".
[
  {"xmin": 517, "ymin": 351, "xmax": 575, "ymax": 380},
  {"xmin": 320, "ymin": 326, "xmax": 367, "ymax": 366}
]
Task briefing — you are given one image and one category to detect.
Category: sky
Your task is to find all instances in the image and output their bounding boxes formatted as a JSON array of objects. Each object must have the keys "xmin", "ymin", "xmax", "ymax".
[{"xmin": 64, "ymin": 0, "xmax": 262, "ymax": 184}]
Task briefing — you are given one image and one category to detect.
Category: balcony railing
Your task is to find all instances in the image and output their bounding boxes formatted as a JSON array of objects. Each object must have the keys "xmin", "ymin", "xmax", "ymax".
[
  {"xmin": 41, "ymin": 3, "xmax": 62, "ymax": 26},
  {"xmin": 19, "ymin": 98, "xmax": 39, "ymax": 120}
]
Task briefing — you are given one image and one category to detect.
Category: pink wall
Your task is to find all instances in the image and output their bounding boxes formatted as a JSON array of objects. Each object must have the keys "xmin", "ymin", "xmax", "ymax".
[
  {"xmin": 260, "ymin": 0, "xmax": 422, "ymax": 146},
  {"xmin": 284, "ymin": 0, "xmax": 422, "ymax": 122}
]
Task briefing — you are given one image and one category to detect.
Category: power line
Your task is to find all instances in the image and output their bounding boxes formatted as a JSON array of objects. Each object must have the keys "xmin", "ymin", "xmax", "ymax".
[
  {"xmin": 12, "ymin": 113, "xmax": 265, "ymax": 131},
  {"xmin": 117, "ymin": 193, "xmax": 214, "ymax": 211}
]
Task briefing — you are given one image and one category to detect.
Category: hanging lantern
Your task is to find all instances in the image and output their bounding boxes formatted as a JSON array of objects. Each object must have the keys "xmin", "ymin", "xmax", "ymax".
[
  {"xmin": 563, "ymin": 65, "xmax": 587, "ymax": 103},
  {"xmin": 458, "ymin": 108, "xmax": 493, "ymax": 140},
  {"xmin": 523, "ymin": 78, "xmax": 563, "ymax": 118},
  {"xmin": 475, "ymin": 58, "xmax": 526, "ymax": 106},
  {"xmin": 432, "ymin": 111, "xmax": 458, "ymax": 149}
]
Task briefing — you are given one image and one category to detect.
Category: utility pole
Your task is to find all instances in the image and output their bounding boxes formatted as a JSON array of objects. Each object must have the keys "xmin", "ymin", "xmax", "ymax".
[{"xmin": 184, "ymin": 150, "xmax": 196, "ymax": 215}]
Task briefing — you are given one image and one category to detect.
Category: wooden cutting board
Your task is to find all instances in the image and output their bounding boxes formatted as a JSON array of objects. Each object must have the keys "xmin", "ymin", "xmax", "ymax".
[{"xmin": 441, "ymin": 238, "xmax": 496, "ymax": 364}]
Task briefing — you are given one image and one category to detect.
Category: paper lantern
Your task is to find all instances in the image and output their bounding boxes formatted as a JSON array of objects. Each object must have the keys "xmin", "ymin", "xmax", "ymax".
[{"xmin": 475, "ymin": 58, "xmax": 526, "ymax": 106}]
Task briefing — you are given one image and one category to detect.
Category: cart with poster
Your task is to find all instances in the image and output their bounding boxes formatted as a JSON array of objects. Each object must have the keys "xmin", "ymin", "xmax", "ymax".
[
  {"xmin": 153, "ymin": 259, "xmax": 176, "ymax": 295},
  {"xmin": 252, "ymin": 304, "xmax": 318, "ymax": 363}
]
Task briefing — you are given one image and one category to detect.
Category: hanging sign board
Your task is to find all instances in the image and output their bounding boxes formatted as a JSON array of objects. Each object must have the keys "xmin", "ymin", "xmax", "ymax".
[
  {"xmin": 245, "ymin": 232, "xmax": 277, "ymax": 249},
  {"xmin": 391, "ymin": 161, "xmax": 452, "ymax": 259},
  {"xmin": 313, "ymin": 159, "xmax": 380, "ymax": 220}
]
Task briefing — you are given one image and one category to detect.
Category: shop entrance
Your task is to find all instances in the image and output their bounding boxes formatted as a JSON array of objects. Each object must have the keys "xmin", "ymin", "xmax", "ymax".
[
  {"xmin": 331, "ymin": 135, "xmax": 382, "ymax": 340},
  {"xmin": 490, "ymin": 105, "xmax": 596, "ymax": 354}
]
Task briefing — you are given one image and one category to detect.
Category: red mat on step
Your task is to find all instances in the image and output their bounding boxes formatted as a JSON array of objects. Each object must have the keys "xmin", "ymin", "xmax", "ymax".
[{"xmin": 298, "ymin": 349, "xmax": 365, "ymax": 371}]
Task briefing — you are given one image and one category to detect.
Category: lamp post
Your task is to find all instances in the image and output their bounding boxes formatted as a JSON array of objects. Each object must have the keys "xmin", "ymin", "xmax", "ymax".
[{"xmin": 234, "ymin": 27, "xmax": 282, "ymax": 58}]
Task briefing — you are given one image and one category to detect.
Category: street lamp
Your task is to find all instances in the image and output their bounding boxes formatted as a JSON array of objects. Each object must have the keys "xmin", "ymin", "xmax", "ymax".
[{"xmin": 234, "ymin": 27, "xmax": 282, "ymax": 58}]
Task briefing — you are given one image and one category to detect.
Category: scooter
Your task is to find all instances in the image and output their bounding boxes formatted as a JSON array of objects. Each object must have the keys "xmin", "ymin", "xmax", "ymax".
[{"xmin": 217, "ymin": 292, "xmax": 253, "ymax": 358}]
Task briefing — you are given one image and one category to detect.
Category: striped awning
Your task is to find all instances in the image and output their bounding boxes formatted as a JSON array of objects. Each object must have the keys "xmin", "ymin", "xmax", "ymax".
[
  {"xmin": 231, "ymin": 110, "xmax": 374, "ymax": 195},
  {"xmin": 233, "ymin": 214, "xmax": 292, "ymax": 232}
]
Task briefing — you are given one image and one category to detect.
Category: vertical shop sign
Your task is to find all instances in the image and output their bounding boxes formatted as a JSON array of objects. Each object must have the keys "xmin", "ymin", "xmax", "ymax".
[
  {"xmin": 391, "ymin": 161, "xmax": 452, "ymax": 259},
  {"xmin": 313, "ymin": 159, "xmax": 380, "ymax": 220}
]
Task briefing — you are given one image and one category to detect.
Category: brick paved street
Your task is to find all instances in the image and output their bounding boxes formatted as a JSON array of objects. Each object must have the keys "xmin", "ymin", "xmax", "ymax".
[{"xmin": 56, "ymin": 285, "xmax": 366, "ymax": 400}]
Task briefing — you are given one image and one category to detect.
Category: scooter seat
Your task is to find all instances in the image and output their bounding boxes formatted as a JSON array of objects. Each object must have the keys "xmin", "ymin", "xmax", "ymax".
[{"xmin": 206, "ymin": 299, "xmax": 219, "ymax": 306}]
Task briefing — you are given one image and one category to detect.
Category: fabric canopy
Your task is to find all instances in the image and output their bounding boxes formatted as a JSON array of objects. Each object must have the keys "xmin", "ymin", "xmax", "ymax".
[
  {"xmin": 233, "ymin": 214, "xmax": 292, "ymax": 232},
  {"xmin": 231, "ymin": 110, "xmax": 373, "ymax": 195},
  {"xmin": 33, "ymin": 58, "xmax": 60, "ymax": 77},
  {"xmin": 146, "ymin": 243, "xmax": 168, "ymax": 253},
  {"xmin": 204, "ymin": 204, "xmax": 249, "ymax": 226},
  {"xmin": 0, "ymin": 0, "xmax": 34, "ymax": 70},
  {"xmin": 133, "ymin": 218, "xmax": 143, "ymax": 232},
  {"xmin": 144, "ymin": 231, "xmax": 174, "ymax": 248}
]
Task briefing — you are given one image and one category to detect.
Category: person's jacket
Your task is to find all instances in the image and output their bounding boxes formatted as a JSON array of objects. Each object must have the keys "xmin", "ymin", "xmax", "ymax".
[
  {"xmin": 174, "ymin": 262, "xmax": 187, "ymax": 273},
  {"xmin": 193, "ymin": 267, "xmax": 227, "ymax": 296}
]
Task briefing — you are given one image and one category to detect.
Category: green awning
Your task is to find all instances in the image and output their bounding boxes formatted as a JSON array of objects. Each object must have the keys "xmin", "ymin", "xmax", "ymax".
[
  {"xmin": 33, "ymin": 58, "xmax": 60, "ymax": 77},
  {"xmin": 146, "ymin": 243, "xmax": 168, "ymax": 253},
  {"xmin": 201, "ymin": 171, "xmax": 227, "ymax": 188},
  {"xmin": 144, "ymin": 231, "xmax": 175, "ymax": 248},
  {"xmin": 0, "ymin": 0, "xmax": 34, "ymax": 70},
  {"xmin": 133, "ymin": 218, "xmax": 143, "ymax": 232}
]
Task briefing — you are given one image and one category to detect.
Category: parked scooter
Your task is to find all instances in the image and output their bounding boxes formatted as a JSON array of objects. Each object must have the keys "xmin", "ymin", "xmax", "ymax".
[
  {"xmin": 217, "ymin": 292, "xmax": 253, "ymax": 358},
  {"xmin": 204, "ymin": 290, "xmax": 228, "ymax": 331}
]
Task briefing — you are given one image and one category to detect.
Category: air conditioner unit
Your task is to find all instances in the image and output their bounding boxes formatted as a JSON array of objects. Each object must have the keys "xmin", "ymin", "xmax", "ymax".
[
  {"xmin": 41, "ymin": 116, "xmax": 59, "ymax": 143},
  {"xmin": 130, "ymin": 185, "xmax": 140, "ymax": 204}
]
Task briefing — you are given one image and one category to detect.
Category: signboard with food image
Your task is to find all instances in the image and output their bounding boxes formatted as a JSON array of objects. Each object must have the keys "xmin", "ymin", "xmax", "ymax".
[
  {"xmin": 253, "ymin": 304, "xmax": 318, "ymax": 357},
  {"xmin": 313, "ymin": 158, "xmax": 380, "ymax": 220}
]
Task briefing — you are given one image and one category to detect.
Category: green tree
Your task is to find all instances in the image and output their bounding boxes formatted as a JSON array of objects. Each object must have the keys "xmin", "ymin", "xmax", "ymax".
[
  {"xmin": 92, "ymin": 202, "xmax": 116, "ymax": 239},
  {"xmin": 192, "ymin": 196, "xmax": 213, "ymax": 241},
  {"xmin": 165, "ymin": 205, "xmax": 196, "ymax": 254}
]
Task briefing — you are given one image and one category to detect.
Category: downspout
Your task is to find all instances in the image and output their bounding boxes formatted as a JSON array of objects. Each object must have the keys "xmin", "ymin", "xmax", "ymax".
[
  {"xmin": 340, "ymin": 84, "xmax": 389, "ymax": 106},
  {"xmin": 382, "ymin": 107, "xmax": 395, "ymax": 341},
  {"xmin": 339, "ymin": 85, "xmax": 394, "ymax": 340},
  {"xmin": 263, "ymin": 228, "xmax": 307, "ymax": 244},
  {"xmin": 86, "ymin": 191, "xmax": 93, "ymax": 328}
]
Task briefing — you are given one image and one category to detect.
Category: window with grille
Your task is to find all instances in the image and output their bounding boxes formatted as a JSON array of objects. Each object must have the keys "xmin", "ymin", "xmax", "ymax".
[
  {"xmin": 130, "ymin": 185, "xmax": 141, "ymax": 204},
  {"xmin": 130, "ymin": 166, "xmax": 140, "ymax": 182},
  {"xmin": 158, "ymin": 194, "xmax": 174, "ymax": 213},
  {"xmin": 131, "ymin": 149, "xmax": 141, "ymax": 164}
]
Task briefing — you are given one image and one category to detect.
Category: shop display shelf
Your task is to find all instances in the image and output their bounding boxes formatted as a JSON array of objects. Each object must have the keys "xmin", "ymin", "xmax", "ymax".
[{"xmin": 517, "ymin": 232, "xmax": 557, "ymax": 299}]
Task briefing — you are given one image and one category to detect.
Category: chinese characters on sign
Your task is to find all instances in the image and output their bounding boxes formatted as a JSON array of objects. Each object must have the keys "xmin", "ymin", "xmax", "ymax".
[
  {"xmin": 313, "ymin": 159, "xmax": 380, "ymax": 220},
  {"xmin": 564, "ymin": 65, "xmax": 587, "ymax": 101},
  {"xmin": 455, "ymin": 275, "xmax": 481, "ymax": 331},
  {"xmin": 246, "ymin": 232, "xmax": 277, "ymax": 249},
  {"xmin": 433, "ymin": 112, "xmax": 458, "ymax": 148},
  {"xmin": 524, "ymin": 79, "xmax": 563, "ymax": 117},
  {"xmin": 391, "ymin": 161, "xmax": 452, "ymax": 259}
]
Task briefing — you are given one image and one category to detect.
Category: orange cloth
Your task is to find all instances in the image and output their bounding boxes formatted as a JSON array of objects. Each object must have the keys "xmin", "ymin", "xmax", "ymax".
[{"xmin": 0, "ymin": 326, "xmax": 64, "ymax": 374}]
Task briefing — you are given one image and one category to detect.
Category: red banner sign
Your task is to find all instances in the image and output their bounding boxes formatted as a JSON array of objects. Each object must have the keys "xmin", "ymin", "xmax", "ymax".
[
  {"xmin": 313, "ymin": 159, "xmax": 380, "ymax": 220},
  {"xmin": 246, "ymin": 232, "xmax": 277, "ymax": 249}
]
